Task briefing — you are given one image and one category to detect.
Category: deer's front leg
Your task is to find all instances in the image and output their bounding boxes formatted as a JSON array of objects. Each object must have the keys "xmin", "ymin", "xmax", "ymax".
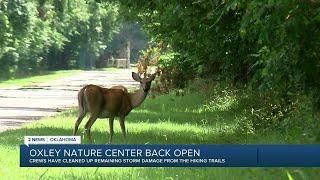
[{"xmin": 108, "ymin": 116, "xmax": 115, "ymax": 143}]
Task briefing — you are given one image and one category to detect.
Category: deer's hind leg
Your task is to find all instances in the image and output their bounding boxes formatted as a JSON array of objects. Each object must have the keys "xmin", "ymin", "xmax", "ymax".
[
  {"xmin": 73, "ymin": 108, "xmax": 87, "ymax": 136},
  {"xmin": 82, "ymin": 86, "xmax": 103, "ymax": 143},
  {"xmin": 84, "ymin": 112, "xmax": 99, "ymax": 143}
]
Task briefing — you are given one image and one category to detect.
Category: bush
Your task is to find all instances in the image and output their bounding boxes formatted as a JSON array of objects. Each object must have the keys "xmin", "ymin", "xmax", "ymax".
[{"xmin": 186, "ymin": 79, "xmax": 320, "ymax": 140}]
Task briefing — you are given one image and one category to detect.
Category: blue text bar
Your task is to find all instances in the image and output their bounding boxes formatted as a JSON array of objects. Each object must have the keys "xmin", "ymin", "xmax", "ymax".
[{"xmin": 20, "ymin": 144, "xmax": 320, "ymax": 167}]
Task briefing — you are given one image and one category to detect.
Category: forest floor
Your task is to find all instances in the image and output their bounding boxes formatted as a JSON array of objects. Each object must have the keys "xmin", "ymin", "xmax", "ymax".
[{"xmin": 0, "ymin": 68, "xmax": 138, "ymax": 132}]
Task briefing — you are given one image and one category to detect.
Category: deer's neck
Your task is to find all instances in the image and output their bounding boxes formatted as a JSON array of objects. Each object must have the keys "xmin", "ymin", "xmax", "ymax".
[{"xmin": 129, "ymin": 88, "xmax": 148, "ymax": 108}]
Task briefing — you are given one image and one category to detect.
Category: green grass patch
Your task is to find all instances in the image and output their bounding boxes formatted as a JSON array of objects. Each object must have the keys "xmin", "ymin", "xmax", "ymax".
[
  {"xmin": 0, "ymin": 70, "xmax": 82, "ymax": 88},
  {"xmin": 98, "ymin": 67, "xmax": 122, "ymax": 72},
  {"xmin": 0, "ymin": 91, "xmax": 319, "ymax": 179},
  {"xmin": 0, "ymin": 68, "xmax": 123, "ymax": 88}
]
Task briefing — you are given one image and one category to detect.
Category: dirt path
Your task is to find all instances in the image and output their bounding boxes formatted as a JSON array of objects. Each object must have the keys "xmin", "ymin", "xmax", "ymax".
[{"xmin": 0, "ymin": 69, "xmax": 138, "ymax": 132}]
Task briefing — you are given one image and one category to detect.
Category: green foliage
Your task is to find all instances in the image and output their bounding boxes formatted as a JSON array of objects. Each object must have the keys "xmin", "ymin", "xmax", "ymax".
[
  {"xmin": 0, "ymin": 0, "xmax": 120, "ymax": 79},
  {"xmin": 114, "ymin": 0, "xmax": 320, "ymax": 108},
  {"xmin": 156, "ymin": 50, "xmax": 195, "ymax": 90},
  {"xmin": 235, "ymin": 112, "xmax": 255, "ymax": 136}
]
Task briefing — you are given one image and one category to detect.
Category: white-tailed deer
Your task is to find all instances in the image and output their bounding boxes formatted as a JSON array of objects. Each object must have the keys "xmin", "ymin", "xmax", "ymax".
[{"xmin": 73, "ymin": 72, "xmax": 156, "ymax": 143}]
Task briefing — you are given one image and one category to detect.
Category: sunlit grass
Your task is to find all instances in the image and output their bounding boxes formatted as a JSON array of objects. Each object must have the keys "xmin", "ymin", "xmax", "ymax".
[
  {"xmin": 0, "ymin": 68, "xmax": 123, "ymax": 88},
  {"xmin": 98, "ymin": 67, "xmax": 120, "ymax": 72},
  {"xmin": 0, "ymin": 70, "xmax": 82, "ymax": 88},
  {"xmin": 0, "ymin": 92, "xmax": 319, "ymax": 179},
  {"xmin": 196, "ymin": 89, "xmax": 238, "ymax": 113}
]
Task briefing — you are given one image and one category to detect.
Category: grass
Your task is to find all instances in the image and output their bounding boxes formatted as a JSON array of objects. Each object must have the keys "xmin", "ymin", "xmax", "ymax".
[
  {"xmin": 0, "ymin": 70, "xmax": 82, "ymax": 88},
  {"xmin": 98, "ymin": 67, "xmax": 122, "ymax": 72},
  {"xmin": 0, "ymin": 68, "xmax": 121, "ymax": 88},
  {"xmin": 0, "ymin": 89, "xmax": 320, "ymax": 179}
]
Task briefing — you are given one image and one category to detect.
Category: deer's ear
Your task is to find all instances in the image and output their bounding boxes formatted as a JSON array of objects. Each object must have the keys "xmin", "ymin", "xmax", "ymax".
[
  {"xmin": 147, "ymin": 73, "xmax": 156, "ymax": 82},
  {"xmin": 132, "ymin": 72, "xmax": 141, "ymax": 82}
]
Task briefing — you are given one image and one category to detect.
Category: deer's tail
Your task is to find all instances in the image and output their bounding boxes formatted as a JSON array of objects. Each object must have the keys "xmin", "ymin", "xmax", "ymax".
[{"xmin": 78, "ymin": 86, "xmax": 86, "ymax": 114}]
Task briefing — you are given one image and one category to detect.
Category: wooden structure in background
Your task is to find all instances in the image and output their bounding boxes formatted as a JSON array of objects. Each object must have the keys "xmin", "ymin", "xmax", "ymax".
[{"xmin": 104, "ymin": 41, "xmax": 131, "ymax": 68}]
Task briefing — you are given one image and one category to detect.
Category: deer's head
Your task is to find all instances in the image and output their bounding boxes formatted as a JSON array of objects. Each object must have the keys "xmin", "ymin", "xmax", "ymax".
[{"xmin": 132, "ymin": 72, "xmax": 156, "ymax": 92}]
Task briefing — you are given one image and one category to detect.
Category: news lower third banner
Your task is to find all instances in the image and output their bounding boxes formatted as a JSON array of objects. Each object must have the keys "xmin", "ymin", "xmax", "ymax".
[{"xmin": 20, "ymin": 144, "xmax": 320, "ymax": 167}]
